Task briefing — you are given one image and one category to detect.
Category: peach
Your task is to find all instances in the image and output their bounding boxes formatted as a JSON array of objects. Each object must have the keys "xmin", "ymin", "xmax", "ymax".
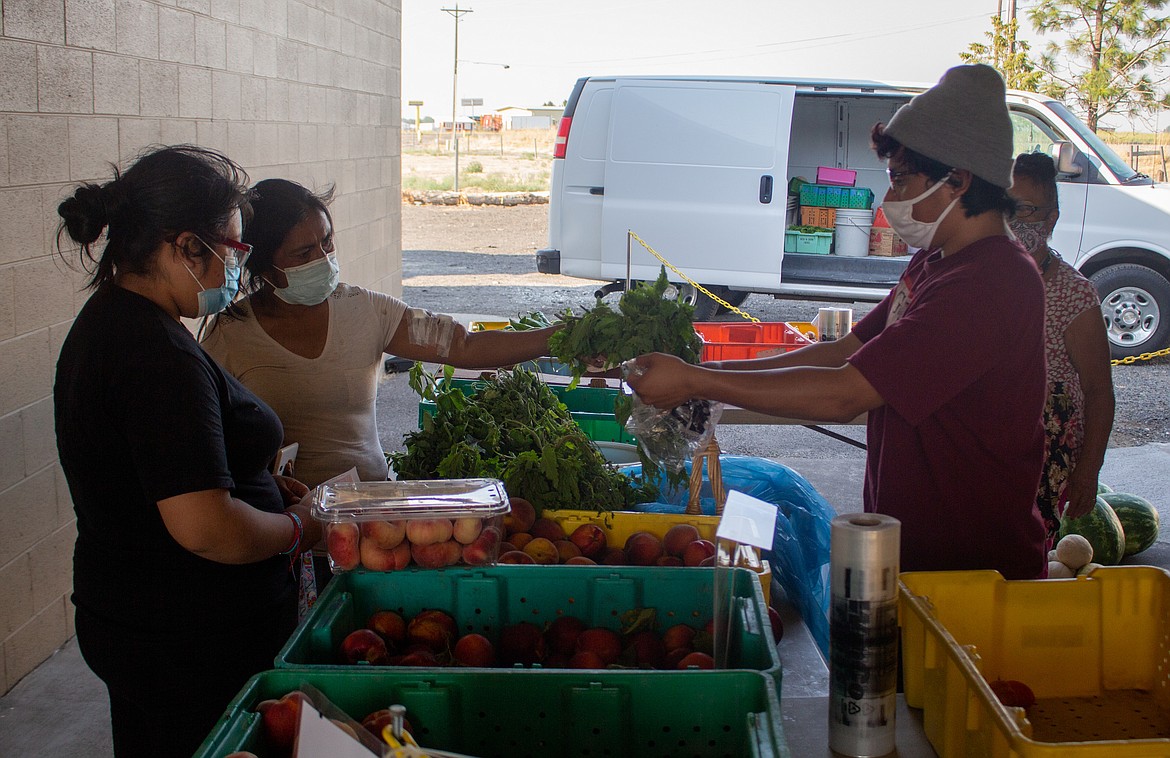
[
  {"xmin": 663, "ymin": 647, "xmax": 692, "ymax": 670},
  {"xmin": 258, "ymin": 691, "xmax": 312, "ymax": 752},
  {"xmin": 462, "ymin": 526, "xmax": 502, "ymax": 566},
  {"xmin": 361, "ymin": 539, "xmax": 403, "ymax": 571},
  {"xmin": 522, "ymin": 536, "xmax": 559, "ymax": 565},
  {"xmin": 564, "ymin": 555, "xmax": 598, "ymax": 566},
  {"xmin": 453, "ymin": 633, "xmax": 496, "ymax": 667},
  {"xmin": 407, "ymin": 609, "xmax": 457, "ymax": 652},
  {"xmin": 569, "ymin": 524, "xmax": 607, "ymax": 558},
  {"xmin": 677, "ymin": 651, "xmax": 715, "ymax": 669},
  {"xmin": 503, "ymin": 497, "xmax": 536, "ymax": 535},
  {"xmin": 361, "ymin": 709, "xmax": 413, "ymax": 739},
  {"xmin": 498, "ymin": 541, "xmax": 517, "ymax": 554},
  {"xmin": 452, "ymin": 517, "xmax": 483, "ymax": 545},
  {"xmin": 600, "ymin": 547, "xmax": 627, "ymax": 565},
  {"xmin": 625, "ymin": 629, "xmax": 666, "ymax": 669},
  {"xmin": 544, "ymin": 651, "xmax": 572, "ymax": 668},
  {"xmin": 625, "ymin": 531, "xmax": 665, "ymax": 566},
  {"xmin": 663, "ymin": 524, "xmax": 701, "ymax": 557},
  {"xmin": 498, "ymin": 549, "xmax": 536, "ymax": 564},
  {"xmin": 682, "ymin": 539, "xmax": 716, "ymax": 567},
  {"xmin": 575, "ymin": 627, "xmax": 622, "ymax": 665},
  {"xmin": 396, "ymin": 649, "xmax": 439, "ymax": 667},
  {"xmin": 530, "ymin": 517, "xmax": 566, "ymax": 542},
  {"xmin": 545, "ymin": 615, "xmax": 587, "ymax": 657},
  {"xmin": 554, "ymin": 539, "xmax": 582, "ymax": 562},
  {"xmin": 569, "ymin": 650, "xmax": 606, "ymax": 669},
  {"xmin": 662, "ymin": 623, "xmax": 697, "ymax": 653},
  {"xmin": 390, "ymin": 540, "xmax": 413, "ymax": 569},
  {"xmin": 406, "ymin": 518, "xmax": 453, "ymax": 546},
  {"xmin": 340, "ymin": 628, "xmax": 389, "ymax": 665},
  {"xmin": 326, "ymin": 522, "xmax": 360, "ymax": 571},
  {"xmin": 360, "ymin": 520, "xmax": 406, "ymax": 550},
  {"xmin": 411, "ymin": 539, "xmax": 462, "ymax": 568},
  {"xmin": 498, "ymin": 621, "xmax": 546, "ymax": 666},
  {"xmin": 655, "ymin": 555, "xmax": 684, "ymax": 567},
  {"xmin": 699, "ymin": 555, "xmax": 715, "ymax": 567},
  {"xmin": 367, "ymin": 610, "xmax": 407, "ymax": 647},
  {"xmin": 509, "ymin": 532, "xmax": 534, "ymax": 550}
]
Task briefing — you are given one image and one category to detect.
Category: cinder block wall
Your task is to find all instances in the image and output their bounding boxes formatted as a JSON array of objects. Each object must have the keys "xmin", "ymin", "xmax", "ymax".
[{"xmin": 0, "ymin": 0, "xmax": 401, "ymax": 694}]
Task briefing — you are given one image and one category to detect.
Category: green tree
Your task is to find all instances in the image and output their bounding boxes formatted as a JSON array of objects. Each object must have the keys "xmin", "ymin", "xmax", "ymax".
[
  {"xmin": 1029, "ymin": 0, "xmax": 1170, "ymax": 132},
  {"xmin": 960, "ymin": 15, "xmax": 1045, "ymax": 91}
]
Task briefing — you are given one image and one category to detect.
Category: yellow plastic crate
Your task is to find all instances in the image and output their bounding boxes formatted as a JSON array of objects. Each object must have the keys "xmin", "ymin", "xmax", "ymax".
[
  {"xmin": 899, "ymin": 567, "xmax": 1170, "ymax": 757},
  {"xmin": 545, "ymin": 509, "xmax": 773, "ymax": 605}
]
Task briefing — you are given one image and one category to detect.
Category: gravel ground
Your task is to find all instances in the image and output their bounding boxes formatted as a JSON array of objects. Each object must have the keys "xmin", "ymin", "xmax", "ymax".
[{"xmin": 398, "ymin": 202, "xmax": 1170, "ymax": 450}]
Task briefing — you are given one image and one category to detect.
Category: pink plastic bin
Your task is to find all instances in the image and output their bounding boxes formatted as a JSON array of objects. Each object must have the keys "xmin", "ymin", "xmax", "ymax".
[{"xmin": 816, "ymin": 166, "xmax": 857, "ymax": 187}]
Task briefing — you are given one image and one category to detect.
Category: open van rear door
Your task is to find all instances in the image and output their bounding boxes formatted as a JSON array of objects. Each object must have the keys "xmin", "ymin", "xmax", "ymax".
[{"xmin": 601, "ymin": 80, "xmax": 796, "ymax": 288}]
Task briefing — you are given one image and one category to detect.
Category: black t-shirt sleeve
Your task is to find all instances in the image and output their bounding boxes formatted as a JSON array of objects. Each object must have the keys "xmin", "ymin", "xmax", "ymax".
[{"xmin": 115, "ymin": 340, "xmax": 235, "ymax": 503}]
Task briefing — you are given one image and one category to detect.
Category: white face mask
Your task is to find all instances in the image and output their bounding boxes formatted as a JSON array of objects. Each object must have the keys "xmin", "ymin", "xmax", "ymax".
[{"xmin": 882, "ymin": 173, "xmax": 959, "ymax": 250}]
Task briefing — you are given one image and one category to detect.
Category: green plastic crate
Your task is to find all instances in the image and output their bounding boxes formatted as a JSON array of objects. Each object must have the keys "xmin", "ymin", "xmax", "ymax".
[
  {"xmin": 798, "ymin": 182, "xmax": 874, "ymax": 209},
  {"xmin": 783, "ymin": 230, "xmax": 833, "ymax": 255},
  {"xmin": 194, "ymin": 667, "xmax": 789, "ymax": 758},
  {"xmin": 417, "ymin": 379, "xmax": 634, "ymax": 444},
  {"xmin": 275, "ymin": 565, "xmax": 780, "ymax": 681}
]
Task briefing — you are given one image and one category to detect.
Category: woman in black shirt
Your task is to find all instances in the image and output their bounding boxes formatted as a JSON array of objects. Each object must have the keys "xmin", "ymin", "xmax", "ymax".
[{"xmin": 54, "ymin": 145, "xmax": 322, "ymax": 757}]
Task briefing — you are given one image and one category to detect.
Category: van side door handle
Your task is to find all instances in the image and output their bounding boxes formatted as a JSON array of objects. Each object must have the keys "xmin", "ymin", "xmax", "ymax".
[
  {"xmin": 759, "ymin": 175, "xmax": 773, "ymax": 204},
  {"xmin": 589, "ymin": 187, "xmax": 604, "ymax": 195}
]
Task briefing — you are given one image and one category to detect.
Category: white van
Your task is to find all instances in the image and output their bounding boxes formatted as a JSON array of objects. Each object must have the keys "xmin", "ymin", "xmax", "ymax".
[{"xmin": 537, "ymin": 75, "xmax": 1170, "ymax": 359}]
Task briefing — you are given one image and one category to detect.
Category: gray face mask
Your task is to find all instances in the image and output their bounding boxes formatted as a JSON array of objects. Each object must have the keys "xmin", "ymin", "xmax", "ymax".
[{"xmin": 1008, "ymin": 218, "xmax": 1049, "ymax": 254}]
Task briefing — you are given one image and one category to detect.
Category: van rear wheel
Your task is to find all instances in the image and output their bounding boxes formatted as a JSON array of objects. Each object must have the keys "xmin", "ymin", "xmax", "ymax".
[
  {"xmin": 674, "ymin": 283, "xmax": 747, "ymax": 321},
  {"xmin": 1090, "ymin": 263, "xmax": 1170, "ymax": 359}
]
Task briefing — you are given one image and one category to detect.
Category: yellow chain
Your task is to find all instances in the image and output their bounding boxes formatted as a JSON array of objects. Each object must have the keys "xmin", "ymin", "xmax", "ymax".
[
  {"xmin": 1111, "ymin": 345, "xmax": 1170, "ymax": 365},
  {"xmin": 627, "ymin": 231, "xmax": 759, "ymax": 323}
]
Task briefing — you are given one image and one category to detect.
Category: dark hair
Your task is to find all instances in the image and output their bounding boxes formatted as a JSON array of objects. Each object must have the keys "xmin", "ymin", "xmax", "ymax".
[
  {"xmin": 240, "ymin": 178, "xmax": 335, "ymax": 293},
  {"xmin": 1011, "ymin": 152, "xmax": 1059, "ymax": 210},
  {"xmin": 56, "ymin": 145, "xmax": 252, "ymax": 289},
  {"xmin": 871, "ymin": 123, "xmax": 1016, "ymax": 218}
]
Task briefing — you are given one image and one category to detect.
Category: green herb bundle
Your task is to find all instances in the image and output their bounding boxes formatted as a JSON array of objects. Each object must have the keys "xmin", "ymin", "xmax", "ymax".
[{"xmin": 390, "ymin": 364, "xmax": 656, "ymax": 513}]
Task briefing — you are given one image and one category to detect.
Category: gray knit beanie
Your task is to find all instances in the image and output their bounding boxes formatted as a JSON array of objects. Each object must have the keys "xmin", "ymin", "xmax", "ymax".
[{"xmin": 884, "ymin": 64, "xmax": 1014, "ymax": 188}]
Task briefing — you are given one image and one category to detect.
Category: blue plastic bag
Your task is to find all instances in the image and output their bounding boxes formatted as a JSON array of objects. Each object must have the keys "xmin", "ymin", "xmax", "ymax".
[{"xmin": 625, "ymin": 454, "xmax": 835, "ymax": 659}]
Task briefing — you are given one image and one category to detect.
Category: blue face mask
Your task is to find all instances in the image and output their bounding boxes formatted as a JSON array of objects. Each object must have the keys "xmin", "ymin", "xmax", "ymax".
[
  {"xmin": 273, "ymin": 252, "xmax": 340, "ymax": 306},
  {"xmin": 185, "ymin": 238, "xmax": 241, "ymax": 317}
]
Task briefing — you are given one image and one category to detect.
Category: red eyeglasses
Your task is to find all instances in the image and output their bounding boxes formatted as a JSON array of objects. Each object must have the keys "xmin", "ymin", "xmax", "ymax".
[{"xmin": 216, "ymin": 236, "xmax": 253, "ymax": 268}]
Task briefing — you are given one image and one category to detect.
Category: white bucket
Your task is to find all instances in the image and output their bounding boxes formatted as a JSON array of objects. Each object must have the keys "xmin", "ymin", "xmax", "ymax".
[{"xmin": 834, "ymin": 207, "xmax": 873, "ymax": 257}]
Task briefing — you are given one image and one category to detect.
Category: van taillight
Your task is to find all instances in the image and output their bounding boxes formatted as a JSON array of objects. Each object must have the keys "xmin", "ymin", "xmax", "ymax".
[{"xmin": 553, "ymin": 117, "xmax": 572, "ymax": 159}]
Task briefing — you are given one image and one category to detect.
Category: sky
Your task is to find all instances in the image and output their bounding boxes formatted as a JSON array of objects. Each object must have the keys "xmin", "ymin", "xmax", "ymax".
[{"xmin": 401, "ymin": 0, "xmax": 1072, "ymax": 123}]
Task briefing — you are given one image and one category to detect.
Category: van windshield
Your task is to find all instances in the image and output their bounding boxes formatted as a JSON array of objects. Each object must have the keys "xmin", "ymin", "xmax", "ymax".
[{"xmin": 1046, "ymin": 100, "xmax": 1144, "ymax": 183}]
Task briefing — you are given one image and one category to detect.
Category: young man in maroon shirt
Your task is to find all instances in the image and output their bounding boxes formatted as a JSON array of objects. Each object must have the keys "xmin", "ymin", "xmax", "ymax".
[{"xmin": 627, "ymin": 64, "xmax": 1047, "ymax": 579}]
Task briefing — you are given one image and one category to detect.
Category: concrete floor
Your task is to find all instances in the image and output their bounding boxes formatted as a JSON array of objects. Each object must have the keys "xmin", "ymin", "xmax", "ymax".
[{"xmin": 2, "ymin": 381, "xmax": 1167, "ymax": 757}]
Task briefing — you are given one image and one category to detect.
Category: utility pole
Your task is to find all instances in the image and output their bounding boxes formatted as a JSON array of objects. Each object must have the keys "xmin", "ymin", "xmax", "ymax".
[
  {"xmin": 408, "ymin": 100, "xmax": 423, "ymax": 145},
  {"xmin": 441, "ymin": 5, "xmax": 472, "ymax": 192}
]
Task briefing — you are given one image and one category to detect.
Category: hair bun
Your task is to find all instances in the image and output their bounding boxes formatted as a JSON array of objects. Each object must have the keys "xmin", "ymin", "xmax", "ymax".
[{"xmin": 57, "ymin": 183, "xmax": 110, "ymax": 246}]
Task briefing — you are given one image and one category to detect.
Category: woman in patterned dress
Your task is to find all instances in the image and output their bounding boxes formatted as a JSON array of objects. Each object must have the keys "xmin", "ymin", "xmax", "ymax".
[{"xmin": 1009, "ymin": 153, "xmax": 1115, "ymax": 546}]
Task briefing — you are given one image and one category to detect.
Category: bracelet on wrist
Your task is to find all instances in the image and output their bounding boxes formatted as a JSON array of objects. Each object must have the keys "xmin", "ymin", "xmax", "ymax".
[{"xmin": 280, "ymin": 511, "xmax": 303, "ymax": 557}]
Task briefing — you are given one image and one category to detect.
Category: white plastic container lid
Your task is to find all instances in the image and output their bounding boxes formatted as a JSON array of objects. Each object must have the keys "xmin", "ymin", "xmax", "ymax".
[{"xmin": 311, "ymin": 478, "xmax": 510, "ymax": 522}]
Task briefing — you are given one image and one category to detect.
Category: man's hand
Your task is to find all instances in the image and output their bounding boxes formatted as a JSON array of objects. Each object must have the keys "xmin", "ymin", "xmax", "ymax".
[{"xmin": 623, "ymin": 353, "xmax": 695, "ymax": 409}]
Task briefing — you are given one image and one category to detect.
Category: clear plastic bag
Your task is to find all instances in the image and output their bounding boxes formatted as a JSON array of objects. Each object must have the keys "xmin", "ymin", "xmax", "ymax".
[{"xmin": 625, "ymin": 393, "xmax": 723, "ymax": 477}]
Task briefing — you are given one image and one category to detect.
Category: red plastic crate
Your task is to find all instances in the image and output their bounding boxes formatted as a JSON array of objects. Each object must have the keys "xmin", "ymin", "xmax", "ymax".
[{"xmin": 694, "ymin": 322, "xmax": 813, "ymax": 361}]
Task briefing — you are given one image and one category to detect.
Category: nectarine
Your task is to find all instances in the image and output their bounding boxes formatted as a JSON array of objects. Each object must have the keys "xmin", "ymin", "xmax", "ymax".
[
  {"xmin": 453, "ymin": 633, "xmax": 496, "ymax": 667},
  {"xmin": 663, "ymin": 523, "xmax": 701, "ymax": 557},
  {"xmin": 624, "ymin": 531, "xmax": 664, "ymax": 566},
  {"xmin": 340, "ymin": 628, "xmax": 389, "ymax": 665}
]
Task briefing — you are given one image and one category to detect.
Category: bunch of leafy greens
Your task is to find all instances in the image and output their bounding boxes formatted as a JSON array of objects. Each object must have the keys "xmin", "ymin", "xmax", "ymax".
[
  {"xmin": 547, "ymin": 267, "xmax": 706, "ymax": 488},
  {"xmin": 390, "ymin": 364, "xmax": 656, "ymax": 513}
]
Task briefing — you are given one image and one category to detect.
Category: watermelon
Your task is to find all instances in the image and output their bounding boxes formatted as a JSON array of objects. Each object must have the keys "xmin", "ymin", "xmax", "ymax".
[
  {"xmin": 1096, "ymin": 482, "xmax": 1113, "ymax": 494},
  {"xmin": 1099, "ymin": 492, "xmax": 1161, "ymax": 557},
  {"xmin": 1058, "ymin": 496, "xmax": 1126, "ymax": 566}
]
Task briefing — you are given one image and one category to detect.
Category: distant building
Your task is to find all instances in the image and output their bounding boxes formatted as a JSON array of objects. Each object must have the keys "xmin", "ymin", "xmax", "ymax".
[{"xmin": 489, "ymin": 106, "xmax": 558, "ymax": 130}]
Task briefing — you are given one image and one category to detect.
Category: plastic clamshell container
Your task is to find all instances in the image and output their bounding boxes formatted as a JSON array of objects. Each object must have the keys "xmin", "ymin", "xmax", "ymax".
[
  {"xmin": 899, "ymin": 567, "xmax": 1170, "ymax": 758},
  {"xmin": 544, "ymin": 509, "xmax": 773, "ymax": 605},
  {"xmin": 311, "ymin": 479, "xmax": 510, "ymax": 574},
  {"xmin": 694, "ymin": 321, "xmax": 813, "ymax": 362},
  {"xmin": 276, "ymin": 565, "xmax": 780, "ymax": 680},
  {"xmin": 815, "ymin": 165, "xmax": 858, "ymax": 186},
  {"xmin": 783, "ymin": 229, "xmax": 832, "ymax": 255},
  {"xmin": 194, "ymin": 667, "xmax": 790, "ymax": 758},
  {"xmin": 418, "ymin": 378, "xmax": 635, "ymax": 444}
]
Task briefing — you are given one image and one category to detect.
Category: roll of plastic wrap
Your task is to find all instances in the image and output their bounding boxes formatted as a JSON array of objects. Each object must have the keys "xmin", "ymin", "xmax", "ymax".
[{"xmin": 828, "ymin": 513, "xmax": 901, "ymax": 757}]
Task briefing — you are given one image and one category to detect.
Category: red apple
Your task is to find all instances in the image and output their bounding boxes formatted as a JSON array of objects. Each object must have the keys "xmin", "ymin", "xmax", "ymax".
[
  {"xmin": 682, "ymin": 539, "xmax": 716, "ymax": 567},
  {"xmin": 340, "ymin": 628, "xmax": 389, "ymax": 665},
  {"xmin": 325, "ymin": 522, "xmax": 360, "ymax": 571}
]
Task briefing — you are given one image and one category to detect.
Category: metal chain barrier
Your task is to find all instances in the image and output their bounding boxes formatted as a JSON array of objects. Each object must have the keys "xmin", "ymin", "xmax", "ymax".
[
  {"xmin": 628, "ymin": 230, "xmax": 759, "ymax": 323},
  {"xmin": 1111, "ymin": 346, "xmax": 1170, "ymax": 365}
]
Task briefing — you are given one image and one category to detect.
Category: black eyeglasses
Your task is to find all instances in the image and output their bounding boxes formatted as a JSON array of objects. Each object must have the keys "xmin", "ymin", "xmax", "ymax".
[
  {"xmin": 887, "ymin": 168, "xmax": 921, "ymax": 183},
  {"xmin": 1012, "ymin": 203, "xmax": 1055, "ymax": 220}
]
